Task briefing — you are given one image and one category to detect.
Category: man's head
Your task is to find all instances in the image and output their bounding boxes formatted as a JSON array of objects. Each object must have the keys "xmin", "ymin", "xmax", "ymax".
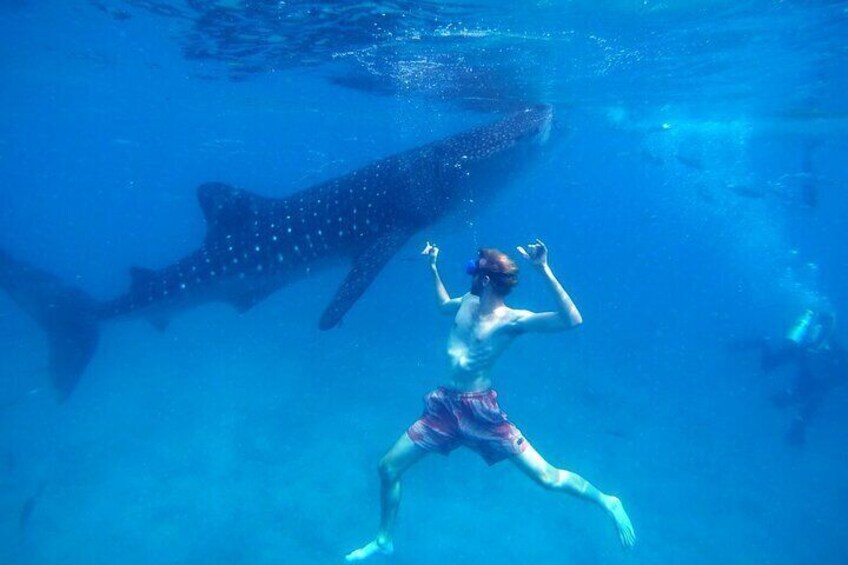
[
  {"xmin": 813, "ymin": 311, "xmax": 836, "ymax": 348},
  {"xmin": 467, "ymin": 248, "xmax": 519, "ymax": 297}
]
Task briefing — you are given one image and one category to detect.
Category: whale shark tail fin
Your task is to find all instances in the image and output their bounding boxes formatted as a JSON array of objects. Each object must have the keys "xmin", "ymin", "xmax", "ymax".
[{"xmin": 0, "ymin": 249, "xmax": 100, "ymax": 401}]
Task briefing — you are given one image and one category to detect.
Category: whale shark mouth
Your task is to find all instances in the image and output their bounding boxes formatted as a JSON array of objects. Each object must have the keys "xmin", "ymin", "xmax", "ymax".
[
  {"xmin": 523, "ymin": 104, "xmax": 553, "ymax": 146},
  {"xmin": 535, "ymin": 115, "xmax": 552, "ymax": 145}
]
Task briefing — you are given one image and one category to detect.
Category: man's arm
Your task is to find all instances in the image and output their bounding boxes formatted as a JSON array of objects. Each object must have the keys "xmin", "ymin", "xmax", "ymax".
[
  {"xmin": 511, "ymin": 239, "xmax": 582, "ymax": 333},
  {"xmin": 422, "ymin": 242, "xmax": 461, "ymax": 315}
]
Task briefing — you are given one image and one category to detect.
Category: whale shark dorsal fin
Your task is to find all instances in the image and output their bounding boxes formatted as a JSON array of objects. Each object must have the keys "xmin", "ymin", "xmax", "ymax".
[
  {"xmin": 129, "ymin": 266, "xmax": 157, "ymax": 293},
  {"xmin": 197, "ymin": 182, "xmax": 257, "ymax": 241},
  {"xmin": 319, "ymin": 227, "xmax": 414, "ymax": 330}
]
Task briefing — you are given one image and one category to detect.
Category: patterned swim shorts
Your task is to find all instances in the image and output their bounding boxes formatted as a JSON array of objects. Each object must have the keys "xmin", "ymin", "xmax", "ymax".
[{"xmin": 407, "ymin": 386, "xmax": 527, "ymax": 465}]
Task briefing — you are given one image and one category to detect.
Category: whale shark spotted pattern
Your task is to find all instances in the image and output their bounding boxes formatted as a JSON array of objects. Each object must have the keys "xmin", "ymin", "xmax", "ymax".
[{"xmin": 0, "ymin": 105, "xmax": 553, "ymax": 399}]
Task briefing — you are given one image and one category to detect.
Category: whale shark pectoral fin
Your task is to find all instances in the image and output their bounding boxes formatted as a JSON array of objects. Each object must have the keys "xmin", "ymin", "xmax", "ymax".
[
  {"xmin": 319, "ymin": 227, "xmax": 414, "ymax": 330},
  {"xmin": 196, "ymin": 182, "xmax": 260, "ymax": 242}
]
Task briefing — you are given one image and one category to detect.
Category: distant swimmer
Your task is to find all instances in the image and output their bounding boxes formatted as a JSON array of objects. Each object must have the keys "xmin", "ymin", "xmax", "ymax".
[
  {"xmin": 763, "ymin": 309, "xmax": 845, "ymax": 446},
  {"xmin": 344, "ymin": 240, "xmax": 636, "ymax": 562},
  {"xmin": 734, "ymin": 309, "xmax": 846, "ymax": 446}
]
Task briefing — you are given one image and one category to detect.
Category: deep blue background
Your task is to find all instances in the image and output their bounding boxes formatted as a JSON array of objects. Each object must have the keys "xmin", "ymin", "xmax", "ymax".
[{"xmin": 1, "ymin": 1, "xmax": 846, "ymax": 563}]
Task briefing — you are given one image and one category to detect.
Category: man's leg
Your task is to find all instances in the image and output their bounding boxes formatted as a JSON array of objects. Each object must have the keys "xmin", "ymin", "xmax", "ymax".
[
  {"xmin": 785, "ymin": 381, "xmax": 827, "ymax": 447},
  {"xmin": 510, "ymin": 441, "xmax": 636, "ymax": 548},
  {"xmin": 345, "ymin": 433, "xmax": 429, "ymax": 562},
  {"xmin": 761, "ymin": 339, "xmax": 800, "ymax": 372}
]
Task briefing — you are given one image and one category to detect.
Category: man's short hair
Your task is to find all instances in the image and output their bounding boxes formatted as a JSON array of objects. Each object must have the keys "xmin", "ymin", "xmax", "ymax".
[{"xmin": 476, "ymin": 248, "xmax": 519, "ymax": 295}]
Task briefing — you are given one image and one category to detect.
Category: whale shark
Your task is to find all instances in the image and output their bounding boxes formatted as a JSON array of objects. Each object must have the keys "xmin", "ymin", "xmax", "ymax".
[{"xmin": 0, "ymin": 105, "xmax": 553, "ymax": 400}]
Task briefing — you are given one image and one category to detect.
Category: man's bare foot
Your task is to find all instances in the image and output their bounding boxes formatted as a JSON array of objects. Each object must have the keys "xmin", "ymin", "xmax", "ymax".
[
  {"xmin": 602, "ymin": 495, "xmax": 636, "ymax": 548},
  {"xmin": 344, "ymin": 539, "xmax": 393, "ymax": 562}
]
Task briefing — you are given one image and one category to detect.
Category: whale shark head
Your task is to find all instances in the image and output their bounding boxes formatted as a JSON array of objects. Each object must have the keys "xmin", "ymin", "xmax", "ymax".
[
  {"xmin": 462, "ymin": 104, "xmax": 554, "ymax": 161},
  {"xmin": 394, "ymin": 104, "xmax": 556, "ymax": 226},
  {"xmin": 513, "ymin": 103, "xmax": 554, "ymax": 146},
  {"xmin": 449, "ymin": 104, "xmax": 555, "ymax": 194}
]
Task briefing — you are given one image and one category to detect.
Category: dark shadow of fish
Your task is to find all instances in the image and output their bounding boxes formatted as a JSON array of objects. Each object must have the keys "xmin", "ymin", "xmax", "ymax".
[
  {"xmin": 726, "ymin": 183, "xmax": 768, "ymax": 199},
  {"xmin": 675, "ymin": 153, "xmax": 704, "ymax": 171},
  {"xmin": 0, "ymin": 106, "xmax": 554, "ymax": 400},
  {"xmin": 19, "ymin": 481, "xmax": 47, "ymax": 538},
  {"xmin": 639, "ymin": 148, "xmax": 665, "ymax": 167},
  {"xmin": 798, "ymin": 138, "xmax": 821, "ymax": 208},
  {"xmin": 604, "ymin": 428, "xmax": 630, "ymax": 441},
  {"xmin": 696, "ymin": 183, "xmax": 717, "ymax": 205}
]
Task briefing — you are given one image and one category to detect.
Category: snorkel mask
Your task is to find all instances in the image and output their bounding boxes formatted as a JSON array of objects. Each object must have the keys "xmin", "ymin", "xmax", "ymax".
[
  {"xmin": 466, "ymin": 255, "xmax": 510, "ymax": 278},
  {"xmin": 465, "ymin": 249, "xmax": 519, "ymax": 297}
]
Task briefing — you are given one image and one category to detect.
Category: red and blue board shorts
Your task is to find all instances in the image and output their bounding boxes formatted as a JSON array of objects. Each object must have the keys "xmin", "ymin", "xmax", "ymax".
[{"xmin": 407, "ymin": 387, "xmax": 527, "ymax": 465}]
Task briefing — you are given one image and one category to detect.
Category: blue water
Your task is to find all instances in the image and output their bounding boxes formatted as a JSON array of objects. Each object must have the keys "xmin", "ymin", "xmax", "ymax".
[{"xmin": 1, "ymin": 1, "xmax": 847, "ymax": 563}]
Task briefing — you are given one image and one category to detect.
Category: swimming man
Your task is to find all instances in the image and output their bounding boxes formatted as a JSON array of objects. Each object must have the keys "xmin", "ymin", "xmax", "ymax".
[{"xmin": 345, "ymin": 240, "xmax": 636, "ymax": 562}]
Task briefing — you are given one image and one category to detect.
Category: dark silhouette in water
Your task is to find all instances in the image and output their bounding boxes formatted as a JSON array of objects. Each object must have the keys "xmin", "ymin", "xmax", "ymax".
[
  {"xmin": 0, "ymin": 250, "xmax": 100, "ymax": 401},
  {"xmin": 19, "ymin": 481, "xmax": 47, "ymax": 538},
  {"xmin": 0, "ymin": 106, "xmax": 553, "ymax": 400},
  {"xmin": 798, "ymin": 138, "xmax": 822, "ymax": 208},
  {"xmin": 736, "ymin": 310, "xmax": 845, "ymax": 446},
  {"xmin": 674, "ymin": 152, "xmax": 704, "ymax": 171},
  {"xmin": 723, "ymin": 139, "xmax": 822, "ymax": 208}
]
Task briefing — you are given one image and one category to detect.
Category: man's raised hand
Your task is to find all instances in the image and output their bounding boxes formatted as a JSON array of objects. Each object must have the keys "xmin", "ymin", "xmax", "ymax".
[
  {"xmin": 516, "ymin": 238, "xmax": 548, "ymax": 268},
  {"xmin": 421, "ymin": 241, "xmax": 440, "ymax": 266}
]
